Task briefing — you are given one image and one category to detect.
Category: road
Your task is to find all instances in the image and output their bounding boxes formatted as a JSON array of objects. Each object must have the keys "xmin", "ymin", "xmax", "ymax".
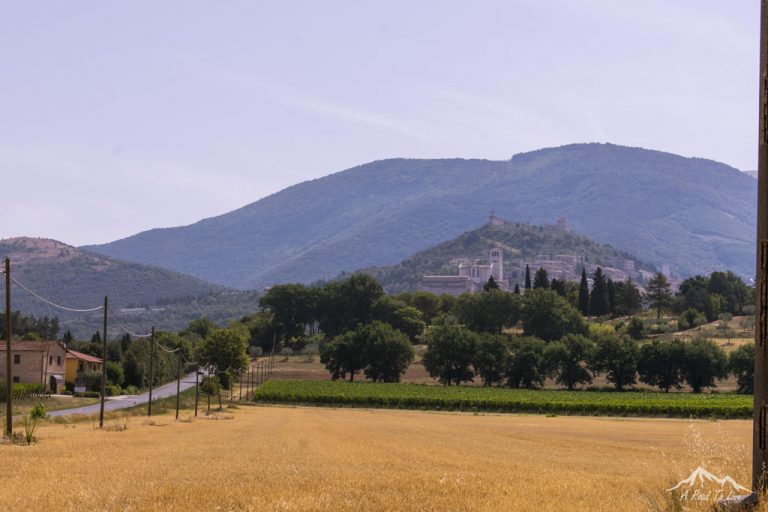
[{"xmin": 47, "ymin": 372, "xmax": 200, "ymax": 418}]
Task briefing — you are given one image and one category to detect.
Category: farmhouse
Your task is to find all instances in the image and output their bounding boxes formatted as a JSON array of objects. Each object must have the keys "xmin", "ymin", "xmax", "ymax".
[
  {"xmin": 0, "ymin": 341, "xmax": 68, "ymax": 393},
  {"xmin": 64, "ymin": 349, "xmax": 103, "ymax": 383}
]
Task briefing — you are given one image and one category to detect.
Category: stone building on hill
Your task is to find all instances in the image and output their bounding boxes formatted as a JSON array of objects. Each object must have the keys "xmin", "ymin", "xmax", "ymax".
[{"xmin": 418, "ymin": 248, "xmax": 509, "ymax": 297}]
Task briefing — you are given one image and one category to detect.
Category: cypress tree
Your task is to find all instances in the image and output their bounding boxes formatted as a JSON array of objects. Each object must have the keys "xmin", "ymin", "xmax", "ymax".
[
  {"xmin": 524, "ymin": 264, "xmax": 532, "ymax": 290},
  {"xmin": 607, "ymin": 278, "xmax": 616, "ymax": 315},
  {"xmin": 513, "ymin": 283, "xmax": 521, "ymax": 295},
  {"xmin": 590, "ymin": 267, "xmax": 610, "ymax": 317},
  {"xmin": 578, "ymin": 267, "xmax": 590, "ymax": 316},
  {"xmin": 533, "ymin": 267, "xmax": 549, "ymax": 289}
]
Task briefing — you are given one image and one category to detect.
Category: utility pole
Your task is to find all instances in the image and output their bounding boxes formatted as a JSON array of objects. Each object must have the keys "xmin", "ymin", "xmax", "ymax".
[
  {"xmin": 207, "ymin": 367, "xmax": 211, "ymax": 415},
  {"xmin": 175, "ymin": 352, "xmax": 181, "ymax": 420},
  {"xmin": 754, "ymin": 1, "xmax": 768, "ymax": 502},
  {"xmin": 194, "ymin": 366, "xmax": 199, "ymax": 417},
  {"xmin": 5, "ymin": 258, "xmax": 12, "ymax": 436},
  {"xmin": 98, "ymin": 296, "xmax": 108, "ymax": 429},
  {"xmin": 148, "ymin": 326, "xmax": 155, "ymax": 417}
]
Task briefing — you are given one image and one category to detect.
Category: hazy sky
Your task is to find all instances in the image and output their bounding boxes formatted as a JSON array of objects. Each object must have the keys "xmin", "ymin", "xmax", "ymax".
[{"xmin": 1, "ymin": 1, "xmax": 759, "ymax": 246}]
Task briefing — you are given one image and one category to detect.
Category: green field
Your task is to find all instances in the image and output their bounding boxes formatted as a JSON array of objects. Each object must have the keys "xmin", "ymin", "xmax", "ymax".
[{"xmin": 254, "ymin": 380, "xmax": 753, "ymax": 418}]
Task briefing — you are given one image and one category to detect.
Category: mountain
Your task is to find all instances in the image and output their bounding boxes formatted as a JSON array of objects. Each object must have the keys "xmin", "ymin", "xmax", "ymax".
[
  {"xmin": 359, "ymin": 221, "xmax": 654, "ymax": 293},
  {"xmin": 0, "ymin": 237, "xmax": 227, "ymax": 312},
  {"xmin": 0, "ymin": 237, "xmax": 264, "ymax": 340},
  {"xmin": 84, "ymin": 143, "xmax": 757, "ymax": 288}
]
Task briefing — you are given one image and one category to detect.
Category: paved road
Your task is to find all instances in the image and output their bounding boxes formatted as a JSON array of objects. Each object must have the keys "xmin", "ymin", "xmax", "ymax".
[{"xmin": 47, "ymin": 372, "xmax": 200, "ymax": 418}]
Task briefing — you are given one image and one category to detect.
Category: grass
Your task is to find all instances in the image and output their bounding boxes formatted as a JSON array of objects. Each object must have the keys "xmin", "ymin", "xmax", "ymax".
[
  {"xmin": 1, "ymin": 396, "xmax": 100, "ymax": 424},
  {"xmin": 0, "ymin": 405, "xmax": 756, "ymax": 511},
  {"xmin": 253, "ymin": 380, "xmax": 753, "ymax": 418}
]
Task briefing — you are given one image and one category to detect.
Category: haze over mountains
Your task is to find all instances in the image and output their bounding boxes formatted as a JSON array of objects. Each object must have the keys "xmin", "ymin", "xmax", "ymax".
[{"xmin": 84, "ymin": 143, "xmax": 757, "ymax": 289}]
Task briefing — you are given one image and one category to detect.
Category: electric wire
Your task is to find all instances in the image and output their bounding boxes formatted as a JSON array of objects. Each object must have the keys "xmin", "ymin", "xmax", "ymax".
[{"xmin": 10, "ymin": 275, "xmax": 103, "ymax": 312}]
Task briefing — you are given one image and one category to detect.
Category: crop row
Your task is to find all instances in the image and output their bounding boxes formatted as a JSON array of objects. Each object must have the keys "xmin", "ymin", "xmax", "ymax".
[{"xmin": 253, "ymin": 380, "xmax": 752, "ymax": 418}]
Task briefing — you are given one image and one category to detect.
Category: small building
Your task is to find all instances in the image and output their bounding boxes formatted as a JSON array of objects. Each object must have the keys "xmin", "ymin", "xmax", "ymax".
[
  {"xmin": 65, "ymin": 349, "xmax": 103, "ymax": 384},
  {"xmin": 0, "ymin": 341, "xmax": 68, "ymax": 393}
]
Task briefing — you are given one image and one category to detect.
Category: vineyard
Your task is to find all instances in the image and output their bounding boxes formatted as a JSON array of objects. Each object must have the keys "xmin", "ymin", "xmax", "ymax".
[{"xmin": 254, "ymin": 380, "xmax": 752, "ymax": 418}]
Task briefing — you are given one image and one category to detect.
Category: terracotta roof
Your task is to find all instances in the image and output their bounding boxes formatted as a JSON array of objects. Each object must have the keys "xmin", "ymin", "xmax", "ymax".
[
  {"xmin": 0, "ymin": 341, "xmax": 63, "ymax": 352},
  {"xmin": 65, "ymin": 349, "xmax": 103, "ymax": 364}
]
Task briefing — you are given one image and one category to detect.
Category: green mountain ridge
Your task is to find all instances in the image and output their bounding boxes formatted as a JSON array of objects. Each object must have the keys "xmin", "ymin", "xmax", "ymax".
[
  {"xmin": 0, "ymin": 237, "xmax": 262, "ymax": 339},
  {"xmin": 83, "ymin": 143, "xmax": 756, "ymax": 288},
  {"xmin": 359, "ymin": 222, "xmax": 656, "ymax": 293}
]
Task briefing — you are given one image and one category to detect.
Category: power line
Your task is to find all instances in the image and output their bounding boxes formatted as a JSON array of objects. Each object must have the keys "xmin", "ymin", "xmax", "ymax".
[
  {"xmin": 109, "ymin": 313, "xmax": 152, "ymax": 338},
  {"xmin": 9, "ymin": 275, "xmax": 103, "ymax": 312}
]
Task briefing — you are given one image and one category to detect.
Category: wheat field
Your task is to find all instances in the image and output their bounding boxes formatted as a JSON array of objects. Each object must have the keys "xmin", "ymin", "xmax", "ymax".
[{"xmin": 0, "ymin": 405, "xmax": 756, "ymax": 511}]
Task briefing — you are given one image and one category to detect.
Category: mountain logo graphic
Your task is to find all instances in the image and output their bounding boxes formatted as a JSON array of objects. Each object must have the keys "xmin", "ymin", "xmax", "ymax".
[{"xmin": 667, "ymin": 466, "xmax": 750, "ymax": 494}]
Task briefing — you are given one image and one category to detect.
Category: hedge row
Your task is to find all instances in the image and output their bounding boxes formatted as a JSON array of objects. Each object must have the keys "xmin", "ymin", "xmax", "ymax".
[{"xmin": 253, "ymin": 380, "xmax": 752, "ymax": 419}]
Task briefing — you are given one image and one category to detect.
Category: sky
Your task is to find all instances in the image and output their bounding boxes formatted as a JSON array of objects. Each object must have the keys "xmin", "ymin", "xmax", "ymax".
[{"xmin": 0, "ymin": 1, "xmax": 759, "ymax": 246}]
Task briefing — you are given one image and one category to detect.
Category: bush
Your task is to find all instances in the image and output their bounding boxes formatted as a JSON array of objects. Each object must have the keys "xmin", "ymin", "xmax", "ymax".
[{"xmin": 105, "ymin": 385, "xmax": 122, "ymax": 397}]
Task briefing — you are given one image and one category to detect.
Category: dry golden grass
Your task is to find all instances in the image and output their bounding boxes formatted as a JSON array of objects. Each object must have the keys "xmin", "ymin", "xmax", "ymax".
[{"xmin": 0, "ymin": 405, "xmax": 758, "ymax": 511}]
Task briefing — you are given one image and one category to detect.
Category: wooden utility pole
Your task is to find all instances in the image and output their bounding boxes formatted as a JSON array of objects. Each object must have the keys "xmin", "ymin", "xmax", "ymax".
[
  {"xmin": 194, "ymin": 366, "xmax": 199, "ymax": 417},
  {"xmin": 5, "ymin": 258, "xmax": 12, "ymax": 436},
  {"xmin": 756, "ymin": 1, "xmax": 768, "ymax": 495},
  {"xmin": 98, "ymin": 296, "xmax": 108, "ymax": 429},
  {"xmin": 148, "ymin": 326, "xmax": 155, "ymax": 416},
  {"xmin": 175, "ymin": 353, "xmax": 181, "ymax": 420}
]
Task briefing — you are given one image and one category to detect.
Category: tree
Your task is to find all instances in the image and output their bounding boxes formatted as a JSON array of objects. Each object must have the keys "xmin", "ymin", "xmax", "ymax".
[
  {"xmin": 524, "ymin": 264, "xmax": 532, "ymax": 291},
  {"xmin": 533, "ymin": 268, "xmax": 549, "ymax": 289},
  {"xmin": 646, "ymin": 272, "xmax": 672, "ymax": 319},
  {"xmin": 318, "ymin": 274, "xmax": 384, "ymax": 338},
  {"xmin": 320, "ymin": 329, "xmax": 367, "ymax": 382},
  {"xmin": 589, "ymin": 267, "xmax": 609, "ymax": 317},
  {"xmin": 372, "ymin": 296, "xmax": 425, "ymax": 343},
  {"xmin": 484, "ymin": 276, "xmax": 499, "ymax": 291},
  {"xmin": 422, "ymin": 325, "xmax": 477, "ymax": 386},
  {"xmin": 259, "ymin": 283, "xmax": 316, "ymax": 350},
  {"xmin": 612, "ymin": 279, "xmax": 643, "ymax": 316},
  {"xmin": 543, "ymin": 334, "xmax": 594, "ymax": 390},
  {"xmin": 456, "ymin": 290, "xmax": 520, "ymax": 334},
  {"xmin": 625, "ymin": 317, "xmax": 646, "ymax": 340},
  {"xmin": 550, "ymin": 278, "xmax": 566, "ymax": 297},
  {"xmin": 578, "ymin": 267, "xmax": 590, "ymax": 316},
  {"xmin": 195, "ymin": 328, "xmax": 249, "ymax": 389},
  {"xmin": 637, "ymin": 339, "xmax": 685, "ymax": 392},
  {"xmin": 513, "ymin": 284, "xmax": 521, "ymax": 295},
  {"xmin": 181, "ymin": 317, "xmax": 217, "ymax": 340},
  {"xmin": 521, "ymin": 289, "xmax": 588, "ymax": 342},
  {"xmin": 703, "ymin": 294, "xmax": 722, "ymax": 323},
  {"xmin": 472, "ymin": 335, "xmax": 509, "ymax": 386},
  {"xmin": 729, "ymin": 343, "xmax": 754, "ymax": 394},
  {"xmin": 681, "ymin": 338, "xmax": 727, "ymax": 393},
  {"xmin": 506, "ymin": 336, "xmax": 547, "ymax": 389},
  {"xmin": 361, "ymin": 322, "xmax": 414, "ymax": 383},
  {"xmin": 590, "ymin": 335, "xmax": 638, "ymax": 391},
  {"xmin": 678, "ymin": 308, "xmax": 705, "ymax": 330},
  {"xmin": 105, "ymin": 360, "xmax": 125, "ymax": 387}
]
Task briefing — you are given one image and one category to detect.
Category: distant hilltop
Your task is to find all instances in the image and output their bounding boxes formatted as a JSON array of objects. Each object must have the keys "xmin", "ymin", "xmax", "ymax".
[
  {"xmin": 83, "ymin": 143, "xmax": 756, "ymax": 287},
  {"xmin": 360, "ymin": 218, "xmax": 657, "ymax": 294}
]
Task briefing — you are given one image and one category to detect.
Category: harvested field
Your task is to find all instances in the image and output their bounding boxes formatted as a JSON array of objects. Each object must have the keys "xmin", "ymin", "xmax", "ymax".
[{"xmin": 0, "ymin": 405, "xmax": 755, "ymax": 511}]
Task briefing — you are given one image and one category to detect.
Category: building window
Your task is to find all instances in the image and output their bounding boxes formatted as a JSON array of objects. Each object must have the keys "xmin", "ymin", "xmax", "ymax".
[
  {"xmin": 49, "ymin": 355, "xmax": 53, "ymax": 365},
  {"xmin": 57, "ymin": 356, "xmax": 61, "ymax": 366},
  {"xmin": 12, "ymin": 376, "xmax": 19, "ymax": 383},
  {"xmin": 78, "ymin": 362, "xmax": 84, "ymax": 372},
  {"xmin": 13, "ymin": 354, "xmax": 20, "ymax": 364}
]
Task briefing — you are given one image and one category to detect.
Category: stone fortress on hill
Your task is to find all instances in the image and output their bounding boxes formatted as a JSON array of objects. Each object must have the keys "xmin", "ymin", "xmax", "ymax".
[{"xmin": 417, "ymin": 211, "xmax": 657, "ymax": 297}]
